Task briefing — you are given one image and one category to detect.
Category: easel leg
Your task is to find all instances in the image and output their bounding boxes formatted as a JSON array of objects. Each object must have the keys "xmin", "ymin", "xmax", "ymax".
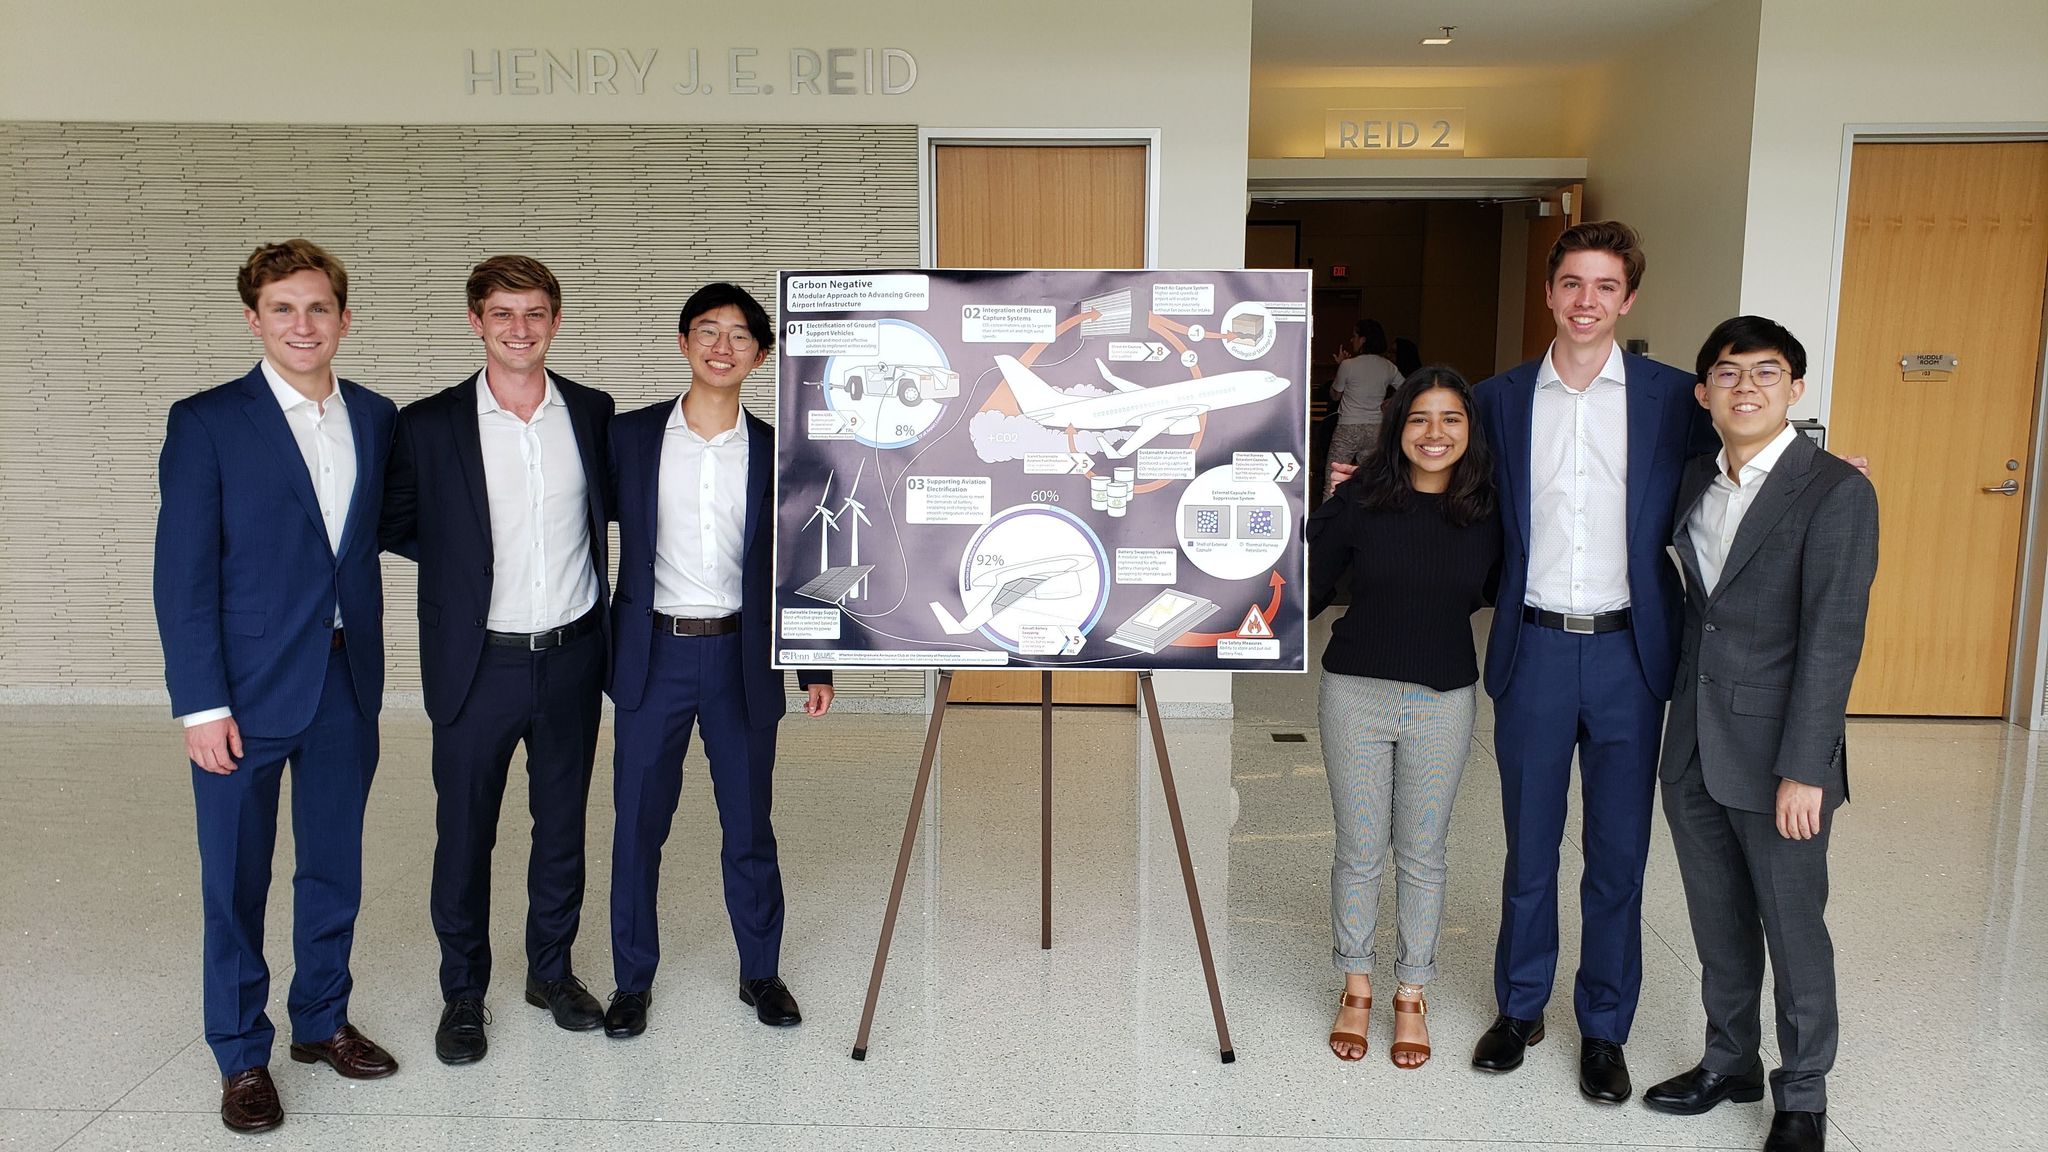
[
  {"xmin": 1138, "ymin": 672, "xmax": 1237, "ymax": 1063},
  {"xmin": 851, "ymin": 670, "xmax": 954, "ymax": 1061},
  {"xmin": 1041, "ymin": 670, "xmax": 1053, "ymax": 951}
]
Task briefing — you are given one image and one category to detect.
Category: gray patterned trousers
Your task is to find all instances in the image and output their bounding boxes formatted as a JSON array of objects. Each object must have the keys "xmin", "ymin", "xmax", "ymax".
[{"xmin": 1319, "ymin": 671, "xmax": 1476, "ymax": 983}]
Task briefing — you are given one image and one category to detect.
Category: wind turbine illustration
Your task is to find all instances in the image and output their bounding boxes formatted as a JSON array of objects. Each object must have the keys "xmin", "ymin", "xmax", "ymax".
[
  {"xmin": 838, "ymin": 460, "xmax": 873, "ymax": 599},
  {"xmin": 803, "ymin": 471, "xmax": 843, "ymax": 575}
]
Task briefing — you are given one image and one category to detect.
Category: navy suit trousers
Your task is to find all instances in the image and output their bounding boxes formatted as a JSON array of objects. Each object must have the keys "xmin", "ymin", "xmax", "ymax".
[
  {"xmin": 610, "ymin": 630, "xmax": 783, "ymax": 991},
  {"xmin": 193, "ymin": 645, "xmax": 376, "ymax": 1075},
  {"xmin": 1491, "ymin": 621, "xmax": 1663, "ymax": 1042},
  {"xmin": 429, "ymin": 622, "xmax": 604, "ymax": 999}
]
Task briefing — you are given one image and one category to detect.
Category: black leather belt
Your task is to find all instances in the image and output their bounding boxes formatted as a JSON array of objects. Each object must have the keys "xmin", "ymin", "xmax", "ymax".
[
  {"xmin": 487, "ymin": 608, "xmax": 600, "ymax": 651},
  {"xmin": 653, "ymin": 611, "xmax": 740, "ymax": 637},
  {"xmin": 1523, "ymin": 605, "xmax": 1632, "ymax": 634},
  {"xmin": 330, "ymin": 628, "xmax": 346, "ymax": 651}
]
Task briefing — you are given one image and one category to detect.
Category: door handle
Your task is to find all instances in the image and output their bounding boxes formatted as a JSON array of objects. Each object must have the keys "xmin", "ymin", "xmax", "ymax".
[{"xmin": 1983, "ymin": 479, "xmax": 2020, "ymax": 495}]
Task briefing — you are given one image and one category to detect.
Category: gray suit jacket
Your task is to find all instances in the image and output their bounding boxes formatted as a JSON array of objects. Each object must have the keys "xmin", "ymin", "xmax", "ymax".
[{"xmin": 1658, "ymin": 433, "xmax": 1880, "ymax": 814}]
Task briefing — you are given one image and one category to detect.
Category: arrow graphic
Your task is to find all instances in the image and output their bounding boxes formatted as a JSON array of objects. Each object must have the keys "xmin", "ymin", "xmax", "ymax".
[{"xmin": 1172, "ymin": 571, "xmax": 1287, "ymax": 647}]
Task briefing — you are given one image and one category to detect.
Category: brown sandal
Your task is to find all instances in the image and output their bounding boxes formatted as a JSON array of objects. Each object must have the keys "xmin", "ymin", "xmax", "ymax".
[
  {"xmin": 1328, "ymin": 992, "xmax": 1371, "ymax": 1061},
  {"xmin": 1390, "ymin": 994, "xmax": 1430, "ymax": 1069}
]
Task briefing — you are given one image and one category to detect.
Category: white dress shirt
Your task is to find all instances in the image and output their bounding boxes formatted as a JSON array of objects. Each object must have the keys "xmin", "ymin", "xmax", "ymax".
[
  {"xmin": 477, "ymin": 369, "xmax": 598, "ymax": 631},
  {"xmin": 181, "ymin": 360, "xmax": 354, "ymax": 727},
  {"xmin": 1689, "ymin": 422, "xmax": 1800, "ymax": 595},
  {"xmin": 654, "ymin": 398, "xmax": 748, "ymax": 617},
  {"xmin": 1526, "ymin": 341, "xmax": 1631, "ymax": 614}
]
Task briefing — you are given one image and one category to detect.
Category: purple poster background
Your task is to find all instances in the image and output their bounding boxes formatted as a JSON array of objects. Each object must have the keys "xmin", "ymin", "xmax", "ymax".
[{"xmin": 772, "ymin": 269, "xmax": 1310, "ymax": 673}]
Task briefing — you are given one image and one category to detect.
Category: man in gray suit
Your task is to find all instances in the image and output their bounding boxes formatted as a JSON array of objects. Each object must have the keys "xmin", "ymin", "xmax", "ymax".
[{"xmin": 1642, "ymin": 316, "xmax": 1878, "ymax": 1152}]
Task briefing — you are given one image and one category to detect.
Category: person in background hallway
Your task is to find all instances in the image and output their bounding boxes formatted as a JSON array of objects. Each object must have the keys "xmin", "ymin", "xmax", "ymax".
[
  {"xmin": 1466, "ymin": 221, "xmax": 1715, "ymax": 1104},
  {"xmin": 1325, "ymin": 319, "xmax": 1402, "ymax": 496},
  {"xmin": 1310, "ymin": 366, "xmax": 1500, "ymax": 1069},
  {"xmin": 1643, "ymin": 317, "xmax": 1877, "ymax": 1152},
  {"xmin": 1393, "ymin": 336, "xmax": 1422, "ymax": 379},
  {"xmin": 381, "ymin": 256, "xmax": 616, "ymax": 1065},
  {"xmin": 154, "ymin": 240, "xmax": 399, "ymax": 1133},
  {"xmin": 601, "ymin": 282, "xmax": 833, "ymax": 1038}
]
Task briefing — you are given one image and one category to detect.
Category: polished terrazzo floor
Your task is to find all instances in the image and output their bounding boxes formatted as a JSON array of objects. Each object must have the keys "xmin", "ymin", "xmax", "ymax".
[{"xmin": 2, "ymin": 616, "xmax": 2043, "ymax": 1150}]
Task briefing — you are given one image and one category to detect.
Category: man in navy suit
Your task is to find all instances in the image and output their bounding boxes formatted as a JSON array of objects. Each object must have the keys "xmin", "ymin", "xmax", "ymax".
[
  {"xmin": 154, "ymin": 240, "xmax": 399, "ymax": 1133},
  {"xmin": 381, "ymin": 256, "xmax": 616, "ymax": 1064},
  {"xmin": 1466, "ymin": 221, "xmax": 1717, "ymax": 1103},
  {"xmin": 601, "ymin": 282, "xmax": 832, "ymax": 1038}
]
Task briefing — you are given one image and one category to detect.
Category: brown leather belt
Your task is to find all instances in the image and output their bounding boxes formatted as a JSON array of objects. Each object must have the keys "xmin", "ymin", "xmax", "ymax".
[
  {"xmin": 330, "ymin": 628, "xmax": 346, "ymax": 651},
  {"xmin": 486, "ymin": 608, "xmax": 601, "ymax": 651},
  {"xmin": 653, "ymin": 611, "xmax": 740, "ymax": 637},
  {"xmin": 1523, "ymin": 606, "xmax": 1631, "ymax": 634}
]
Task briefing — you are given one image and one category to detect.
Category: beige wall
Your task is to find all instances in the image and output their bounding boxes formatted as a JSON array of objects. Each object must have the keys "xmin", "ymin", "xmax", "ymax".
[
  {"xmin": 1577, "ymin": 0, "xmax": 1763, "ymax": 377},
  {"xmin": 0, "ymin": 0, "xmax": 1257, "ymax": 711},
  {"xmin": 1250, "ymin": 82, "xmax": 1580, "ymax": 159},
  {"xmin": 1738, "ymin": 0, "xmax": 2048, "ymax": 419},
  {"xmin": 0, "ymin": 0, "xmax": 1251, "ymax": 273}
]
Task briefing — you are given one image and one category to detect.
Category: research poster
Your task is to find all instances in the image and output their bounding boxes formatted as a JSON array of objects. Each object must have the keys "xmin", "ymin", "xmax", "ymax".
[{"xmin": 772, "ymin": 269, "xmax": 1310, "ymax": 673}]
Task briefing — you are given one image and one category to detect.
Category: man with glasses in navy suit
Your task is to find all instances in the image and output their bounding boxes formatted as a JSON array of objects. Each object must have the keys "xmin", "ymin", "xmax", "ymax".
[{"xmin": 601, "ymin": 282, "xmax": 833, "ymax": 1038}]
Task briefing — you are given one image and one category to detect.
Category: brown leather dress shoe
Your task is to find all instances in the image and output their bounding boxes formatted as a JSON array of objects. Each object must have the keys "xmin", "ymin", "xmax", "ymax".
[
  {"xmin": 220, "ymin": 1066, "xmax": 283, "ymax": 1133},
  {"xmin": 288, "ymin": 1024, "xmax": 399, "ymax": 1080}
]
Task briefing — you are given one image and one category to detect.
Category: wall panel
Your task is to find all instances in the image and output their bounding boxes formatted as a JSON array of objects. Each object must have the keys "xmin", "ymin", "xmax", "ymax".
[{"xmin": 0, "ymin": 122, "xmax": 923, "ymax": 700}]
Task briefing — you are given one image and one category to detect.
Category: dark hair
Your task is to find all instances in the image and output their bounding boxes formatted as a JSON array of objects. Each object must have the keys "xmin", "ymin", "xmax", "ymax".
[
  {"xmin": 237, "ymin": 239, "xmax": 347, "ymax": 310},
  {"xmin": 1694, "ymin": 315, "xmax": 1807, "ymax": 381},
  {"xmin": 678, "ymin": 282, "xmax": 776, "ymax": 353},
  {"xmin": 468, "ymin": 255, "xmax": 561, "ymax": 315},
  {"xmin": 1353, "ymin": 318, "xmax": 1389, "ymax": 356},
  {"xmin": 1354, "ymin": 366, "xmax": 1495, "ymax": 527},
  {"xmin": 1392, "ymin": 336, "xmax": 1421, "ymax": 377},
  {"xmin": 1547, "ymin": 219, "xmax": 1646, "ymax": 295}
]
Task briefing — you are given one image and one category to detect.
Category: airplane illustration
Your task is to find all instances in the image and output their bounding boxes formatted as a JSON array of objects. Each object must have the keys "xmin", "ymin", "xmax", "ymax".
[
  {"xmin": 929, "ymin": 555, "xmax": 1090, "ymax": 635},
  {"xmin": 993, "ymin": 355, "xmax": 1291, "ymax": 459}
]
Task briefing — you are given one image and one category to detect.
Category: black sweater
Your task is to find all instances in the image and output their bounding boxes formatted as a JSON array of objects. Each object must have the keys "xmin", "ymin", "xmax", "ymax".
[{"xmin": 1307, "ymin": 482, "xmax": 1501, "ymax": 691}]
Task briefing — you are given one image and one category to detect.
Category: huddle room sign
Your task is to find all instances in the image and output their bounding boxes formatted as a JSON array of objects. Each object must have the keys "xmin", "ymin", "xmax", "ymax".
[
  {"xmin": 1323, "ymin": 108, "xmax": 1466, "ymax": 155},
  {"xmin": 463, "ymin": 47, "xmax": 918, "ymax": 97}
]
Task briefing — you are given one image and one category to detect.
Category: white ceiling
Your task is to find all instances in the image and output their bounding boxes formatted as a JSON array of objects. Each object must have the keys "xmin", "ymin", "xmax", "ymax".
[{"xmin": 1252, "ymin": 0, "xmax": 1721, "ymax": 82}]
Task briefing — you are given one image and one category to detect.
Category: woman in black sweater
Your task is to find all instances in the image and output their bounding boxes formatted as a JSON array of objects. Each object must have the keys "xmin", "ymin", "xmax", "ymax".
[{"xmin": 1308, "ymin": 366, "xmax": 1499, "ymax": 1068}]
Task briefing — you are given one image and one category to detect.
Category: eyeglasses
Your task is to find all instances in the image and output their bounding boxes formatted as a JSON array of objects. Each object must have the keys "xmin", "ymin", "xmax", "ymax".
[
  {"xmin": 1705, "ymin": 363, "xmax": 1788, "ymax": 389},
  {"xmin": 688, "ymin": 325, "xmax": 758, "ymax": 352}
]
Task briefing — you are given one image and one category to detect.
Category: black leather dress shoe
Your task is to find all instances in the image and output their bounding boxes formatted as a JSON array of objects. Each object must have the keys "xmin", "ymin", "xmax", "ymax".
[
  {"xmin": 1471, "ymin": 1014, "xmax": 1545, "ymax": 1072},
  {"xmin": 1579, "ymin": 1038, "xmax": 1633, "ymax": 1104},
  {"xmin": 739, "ymin": 976, "xmax": 802, "ymax": 1026},
  {"xmin": 604, "ymin": 991, "xmax": 650, "ymax": 1038},
  {"xmin": 525, "ymin": 974, "xmax": 604, "ymax": 1031},
  {"xmin": 435, "ymin": 998, "xmax": 489, "ymax": 1065},
  {"xmin": 1764, "ymin": 1110, "xmax": 1826, "ymax": 1152},
  {"xmin": 1643, "ymin": 1062, "xmax": 1766, "ymax": 1115}
]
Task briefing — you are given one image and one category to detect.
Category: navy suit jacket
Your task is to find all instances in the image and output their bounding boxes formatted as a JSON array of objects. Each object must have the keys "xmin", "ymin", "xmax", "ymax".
[
  {"xmin": 1473, "ymin": 351, "xmax": 1716, "ymax": 701},
  {"xmin": 154, "ymin": 364, "xmax": 396, "ymax": 737},
  {"xmin": 607, "ymin": 400, "xmax": 827, "ymax": 727},
  {"xmin": 381, "ymin": 370, "xmax": 615, "ymax": 726}
]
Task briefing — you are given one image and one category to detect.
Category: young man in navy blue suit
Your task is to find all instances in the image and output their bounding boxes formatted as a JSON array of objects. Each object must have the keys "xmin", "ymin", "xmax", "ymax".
[
  {"xmin": 601, "ymin": 283, "xmax": 832, "ymax": 1038},
  {"xmin": 1465, "ymin": 221, "xmax": 1717, "ymax": 1103},
  {"xmin": 381, "ymin": 256, "xmax": 616, "ymax": 1064},
  {"xmin": 154, "ymin": 241, "xmax": 399, "ymax": 1133}
]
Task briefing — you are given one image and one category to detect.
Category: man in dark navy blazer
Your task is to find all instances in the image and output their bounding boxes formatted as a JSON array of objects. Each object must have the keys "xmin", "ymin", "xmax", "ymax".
[
  {"xmin": 381, "ymin": 256, "xmax": 616, "ymax": 1064},
  {"xmin": 1466, "ymin": 221, "xmax": 1718, "ymax": 1103},
  {"xmin": 600, "ymin": 282, "xmax": 832, "ymax": 1038},
  {"xmin": 154, "ymin": 240, "xmax": 399, "ymax": 1133}
]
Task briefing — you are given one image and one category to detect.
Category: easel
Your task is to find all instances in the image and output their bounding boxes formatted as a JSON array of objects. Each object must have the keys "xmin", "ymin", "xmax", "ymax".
[{"xmin": 850, "ymin": 670, "xmax": 1236, "ymax": 1063}]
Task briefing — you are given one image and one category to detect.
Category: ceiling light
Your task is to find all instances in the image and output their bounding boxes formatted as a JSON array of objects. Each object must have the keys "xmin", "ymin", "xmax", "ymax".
[{"xmin": 1421, "ymin": 25, "xmax": 1456, "ymax": 45}]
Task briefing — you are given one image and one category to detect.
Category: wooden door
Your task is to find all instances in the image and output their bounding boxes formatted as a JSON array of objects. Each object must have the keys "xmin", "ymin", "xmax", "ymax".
[
  {"xmin": 1520, "ymin": 183, "xmax": 1583, "ymax": 361},
  {"xmin": 934, "ymin": 143, "xmax": 1146, "ymax": 706},
  {"xmin": 1829, "ymin": 142, "xmax": 2048, "ymax": 716}
]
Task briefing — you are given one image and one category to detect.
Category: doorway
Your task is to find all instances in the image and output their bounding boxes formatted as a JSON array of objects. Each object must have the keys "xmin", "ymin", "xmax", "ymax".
[{"xmin": 1827, "ymin": 141, "xmax": 2048, "ymax": 717}]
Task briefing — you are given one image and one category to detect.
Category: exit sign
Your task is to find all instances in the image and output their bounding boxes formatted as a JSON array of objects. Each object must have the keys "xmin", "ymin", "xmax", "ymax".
[{"xmin": 1324, "ymin": 109, "xmax": 1466, "ymax": 156}]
